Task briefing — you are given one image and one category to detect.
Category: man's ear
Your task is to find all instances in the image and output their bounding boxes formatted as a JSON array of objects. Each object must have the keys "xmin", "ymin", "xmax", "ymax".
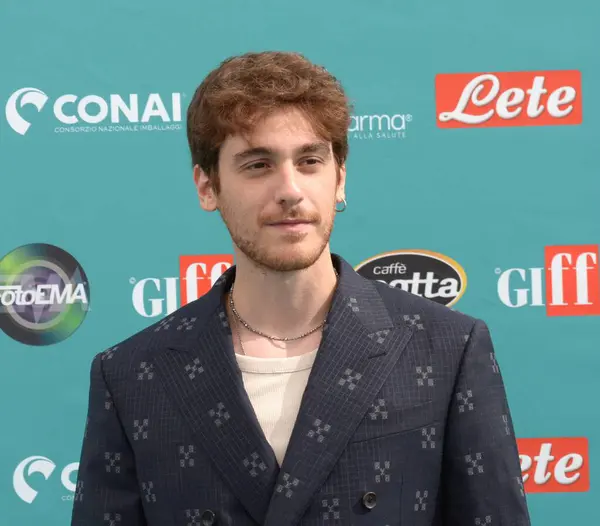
[
  {"xmin": 336, "ymin": 164, "xmax": 347, "ymax": 203},
  {"xmin": 193, "ymin": 164, "xmax": 218, "ymax": 211}
]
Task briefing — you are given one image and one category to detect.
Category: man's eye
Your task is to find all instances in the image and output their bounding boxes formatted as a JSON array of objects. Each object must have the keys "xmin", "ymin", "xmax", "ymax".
[
  {"xmin": 301, "ymin": 158, "xmax": 321, "ymax": 165},
  {"xmin": 246, "ymin": 162, "xmax": 269, "ymax": 170}
]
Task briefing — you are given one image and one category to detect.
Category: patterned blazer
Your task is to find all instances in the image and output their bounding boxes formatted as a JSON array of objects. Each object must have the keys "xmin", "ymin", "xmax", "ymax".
[{"xmin": 71, "ymin": 254, "xmax": 531, "ymax": 526}]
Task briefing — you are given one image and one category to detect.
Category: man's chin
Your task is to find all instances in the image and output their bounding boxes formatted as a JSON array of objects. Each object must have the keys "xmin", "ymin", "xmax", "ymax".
[{"xmin": 246, "ymin": 244, "xmax": 328, "ymax": 273}]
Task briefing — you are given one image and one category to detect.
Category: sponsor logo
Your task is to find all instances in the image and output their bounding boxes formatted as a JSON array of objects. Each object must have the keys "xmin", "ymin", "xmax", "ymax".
[
  {"xmin": 5, "ymin": 87, "xmax": 182, "ymax": 135},
  {"xmin": 0, "ymin": 243, "xmax": 90, "ymax": 345},
  {"xmin": 497, "ymin": 244, "xmax": 600, "ymax": 316},
  {"xmin": 355, "ymin": 249, "xmax": 467, "ymax": 307},
  {"xmin": 13, "ymin": 456, "xmax": 78, "ymax": 503},
  {"xmin": 348, "ymin": 113, "xmax": 413, "ymax": 140},
  {"xmin": 436, "ymin": 70, "xmax": 582, "ymax": 128},
  {"xmin": 131, "ymin": 254, "xmax": 233, "ymax": 317},
  {"xmin": 517, "ymin": 437, "xmax": 589, "ymax": 493}
]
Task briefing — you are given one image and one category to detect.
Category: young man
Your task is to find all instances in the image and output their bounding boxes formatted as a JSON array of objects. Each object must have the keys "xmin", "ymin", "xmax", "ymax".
[{"xmin": 71, "ymin": 51, "xmax": 531, "ymax": 526}]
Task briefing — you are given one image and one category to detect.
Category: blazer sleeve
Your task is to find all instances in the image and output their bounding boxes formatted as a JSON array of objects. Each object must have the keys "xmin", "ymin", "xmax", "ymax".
[
  {"xmin": 70, "ymin": 352, "xmax": 147, "ymax": 526},
  {"xmin": 441, "ymin": 319, "xmax": 532, "ymax": 526}
]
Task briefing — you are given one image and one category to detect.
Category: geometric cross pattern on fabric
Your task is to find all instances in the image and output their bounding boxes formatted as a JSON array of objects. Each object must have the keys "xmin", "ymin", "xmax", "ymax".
[
  {"xmin": 374, "ymin": 460, "xmax": 391, "ymax": 483},
  {"xmin": 502, "ymin": 414, "xmax": 511, "ymax": 435},
  {"xmin": 457, "ymin": 389, "xmax": 474, "ymax": 413},
  {"xmin": 176, "ymin": 316, "xmax": 197, "ymax": 331},
  {"xmin": 243, "ymin": 451, "xmax": 267, "ymax": 477},
  {"xmin": 490, "ymin": 352, "xmax": 500, "ymax": 374},
  {"xmin": 184, "ymin": 509, "xmax": 202, "ymax": 526},
  {"xmin": 179, "ymin": 445, "xmax": 195, "ymax": 468},
  {"xmin": 74, "ymin": 480, "xmax": 84, "ymax": 502},
  {"xmin": 307, "ymin": 419, "xmax": 331, "ymax": 443},
  {"xmin": 347, "ymin": 297, "xmax": 360, "ymax": 312},
  {"xmin": 133, "ymin": 418, "xmax": 149, "ymax": 440},
  {"xmin": 154, "ymin": 316, "xmax": 175, "ymax": 332},
  {"xmin": 218, "ymin": 310, "xmax": 229, "ymax": 328},
  {"xmin": 338, "ymin": 369, "xmax": 363, "ymax": 390},
  {"xmin": 103, "ymin": 513, "xmax": 122, "ymax": 526},
  {"xmin": 465, "ymin": 452, "xmax": 485, "ymax": 476},
  {"xmin": 367, "ymin": 329, "xmax": 390, "ymax": 344},
  {"xmin": 321, "ymin": 498, "xmax": 341, "ymax": 520},
  {"xmin": 276, "ymin": 472, "xmax": 301, "ymax": 498},
  {"xmin": 414, "ymin": 489, "xmax": 429, "ymax": 511},
  {"xmin": 104, "ymin": 389, "xmax": 113, "ymax": 411},
  {"xmin": 421, "ymin": 427, "xmax": 436, "ymax": 449},
  {"xmin": 137, "ymin": 361, "xmax": 155, "ymax": 380},
  {"xmin": 101, "ymin": 346, "xmax": 118, "ymax": 361},
  {"xmin": 516, "ymin": 476, "xmax": 526, "ymax": 497},
  {"xmin": 369, "ymin": 398, "xmax": 388, "ymax": 420},
  {"xmin": 142, "ymin": 481, "xmax": 156, "ymax": 503},
  {"xmin": 208, "ymin": 402, "xmax": 230, "ymax": 427},
  {"xmin": 184, "ymin": 357, "xmax": 204, "ymax": 380},
  {"xmin": 416, "ymin": 365, "xmax": 434, "ymax": 387},
  {"xmin": 104, "ymin": 452, "xmax": 121, "ymax": 474},
  {"xmin": 403, "ymin": 314, "xmax": 425, "ymax": 330}
]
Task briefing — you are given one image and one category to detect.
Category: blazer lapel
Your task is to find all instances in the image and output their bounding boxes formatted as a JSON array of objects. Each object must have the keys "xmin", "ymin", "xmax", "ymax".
[
  {"xmin": 150, "ymin": 268, "xmax": 279, "ymax": 526},
  {"xmin": 263, "ymin": 256, "xmax": 415, "ymax": 526}
]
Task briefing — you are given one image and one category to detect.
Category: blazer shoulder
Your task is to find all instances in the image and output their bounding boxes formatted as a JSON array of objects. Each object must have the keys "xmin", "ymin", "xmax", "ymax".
[
  {"xmin": 93, "ymin": 293, "xmax": 217, "ymax": 373},
  {"xmin": 372, "ymin": 278, "xmax": 478, "ymax": 333}
]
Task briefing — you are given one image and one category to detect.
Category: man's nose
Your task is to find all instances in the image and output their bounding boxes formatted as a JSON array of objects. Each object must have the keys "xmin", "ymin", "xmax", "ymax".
[{"xmin": 274, "ymin": 163, "xmax": 304, "ymax": 207}]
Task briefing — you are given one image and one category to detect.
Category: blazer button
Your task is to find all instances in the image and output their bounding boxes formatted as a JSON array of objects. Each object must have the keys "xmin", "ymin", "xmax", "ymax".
[
  {"xmin": 362, "ymin": 491, "xmax": 377, "ymax": 509},
  {"xmin": 201, "ymin": 509, "xmax": 217, "ymax": 525}
]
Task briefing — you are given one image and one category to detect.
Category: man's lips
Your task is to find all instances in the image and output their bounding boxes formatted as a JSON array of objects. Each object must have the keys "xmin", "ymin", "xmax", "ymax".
[{"xmin": 266, "ymin": 219, "xmax": 314, "ymax": 226}]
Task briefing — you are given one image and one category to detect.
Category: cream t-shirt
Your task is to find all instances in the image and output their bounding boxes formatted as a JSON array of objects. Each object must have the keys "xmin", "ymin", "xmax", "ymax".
[{"xmin": 235, "ymin": 349, "xmax": 318, "ymax": 467}]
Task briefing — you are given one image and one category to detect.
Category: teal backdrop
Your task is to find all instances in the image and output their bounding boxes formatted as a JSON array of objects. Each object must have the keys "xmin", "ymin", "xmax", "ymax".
[{"xmin": 1, "ymin": 0, "xmax": 597, "ymax": 524}]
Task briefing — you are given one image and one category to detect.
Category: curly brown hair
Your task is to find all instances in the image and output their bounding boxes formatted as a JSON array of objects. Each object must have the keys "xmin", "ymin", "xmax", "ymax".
[{"xmin": 186, "ymin": 51, "xmax": 353, "ymax": 192}]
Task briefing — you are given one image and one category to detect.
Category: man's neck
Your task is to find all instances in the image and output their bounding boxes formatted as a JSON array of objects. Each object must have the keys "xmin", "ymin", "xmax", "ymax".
[{"xmin": 229, "ymin": 250, "xmax": 338, "ymax": 339}]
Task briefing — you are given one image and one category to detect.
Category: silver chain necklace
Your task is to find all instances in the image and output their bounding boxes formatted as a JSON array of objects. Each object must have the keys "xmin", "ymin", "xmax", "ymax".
[
  {"xmin": 234, "ymin": 318, "xmax": 248, "ymax": 355},
  {"xmin": 228, "ymin": 269, "xmax": 338, "ymax": 343}
]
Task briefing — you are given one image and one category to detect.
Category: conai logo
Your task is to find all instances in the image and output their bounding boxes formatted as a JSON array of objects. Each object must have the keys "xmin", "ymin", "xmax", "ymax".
[
  {"xmin": 13, "ymin": 456, "xmax": 78, "ymax": 503},
  {"xmin": 5, "ymin": 87, "xmax": 182, "ymax": 135}
]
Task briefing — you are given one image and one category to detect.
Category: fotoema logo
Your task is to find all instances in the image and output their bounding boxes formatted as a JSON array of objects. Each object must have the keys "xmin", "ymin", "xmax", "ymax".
[
  {"xmin": 348, "ymin": 113, "xmax": 413, "ymax": 140},
  {"xmin": 0, "ymin": 244, "xmax": 90, "ymax": 345},
  {"xmin": 4, "ymin": 87, "xmax": 183, "ymax": 135}
]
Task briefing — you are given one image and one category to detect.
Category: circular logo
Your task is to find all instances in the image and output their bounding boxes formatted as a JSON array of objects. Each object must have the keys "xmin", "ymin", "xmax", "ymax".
[
  {"xmin": 355, "ymin": 249, "xmax": 467, "ymax": 307},
  {"xmin": 0, "ymin": 244, "xmax": 90, "ymax": 346}
]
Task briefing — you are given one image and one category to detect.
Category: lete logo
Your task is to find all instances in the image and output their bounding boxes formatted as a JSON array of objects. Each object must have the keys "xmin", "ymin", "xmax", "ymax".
[
  {"xmin": 517, "ymin": 437, "xmax": 589, "ymax": 493},
  {"xmin": 13, "ymin": 456, "xmax": 78, "ymax": 503},
  {"xmin": 436, "ymin": 70, "xmax": 582, "ymax": 128}
]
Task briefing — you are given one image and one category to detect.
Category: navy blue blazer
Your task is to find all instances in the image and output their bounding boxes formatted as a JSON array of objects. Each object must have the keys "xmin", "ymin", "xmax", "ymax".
[{"xmin": 71, "ymin": 254, "xmax": 531, "ymax": 526}]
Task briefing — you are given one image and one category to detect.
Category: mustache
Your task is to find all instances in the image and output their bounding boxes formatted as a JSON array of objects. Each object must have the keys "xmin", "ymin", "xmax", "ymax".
[{"xmin": 261, "ymin": 209, "xmax": 320, "ymax": 224}]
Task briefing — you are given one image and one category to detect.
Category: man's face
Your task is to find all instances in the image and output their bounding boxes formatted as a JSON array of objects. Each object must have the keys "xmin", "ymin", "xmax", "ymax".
[{"xmin": 195, "ymin": 108, "xmax": 346, "ymax": 272}]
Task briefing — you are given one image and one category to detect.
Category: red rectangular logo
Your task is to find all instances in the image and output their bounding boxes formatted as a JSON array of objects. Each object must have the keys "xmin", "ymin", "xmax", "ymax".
[
  {"xmin": 517, "ymin": 437, "xmax": 589, "ymax": 493},
  {"xmin": 179, "ymin": 254, "xmax": 234, "ymax": 305},
  {"xmin": 436, "ymin": 70, "xmax": 582, "ymax": 128},
  {"xmin": 544, "ymin": 245, "xmax": 600, "ymax": 316}
]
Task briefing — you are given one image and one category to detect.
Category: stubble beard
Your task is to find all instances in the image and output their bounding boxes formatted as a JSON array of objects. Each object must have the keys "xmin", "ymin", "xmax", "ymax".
[{"xmin": 219, "ymin": 205, "xmax": 335, "ymax": 273}]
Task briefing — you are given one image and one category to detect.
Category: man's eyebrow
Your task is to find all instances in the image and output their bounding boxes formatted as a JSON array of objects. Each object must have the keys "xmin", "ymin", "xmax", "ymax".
[{"xmin": 232, "ymin": 142, "xmax": 331, "ymax": 164}]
